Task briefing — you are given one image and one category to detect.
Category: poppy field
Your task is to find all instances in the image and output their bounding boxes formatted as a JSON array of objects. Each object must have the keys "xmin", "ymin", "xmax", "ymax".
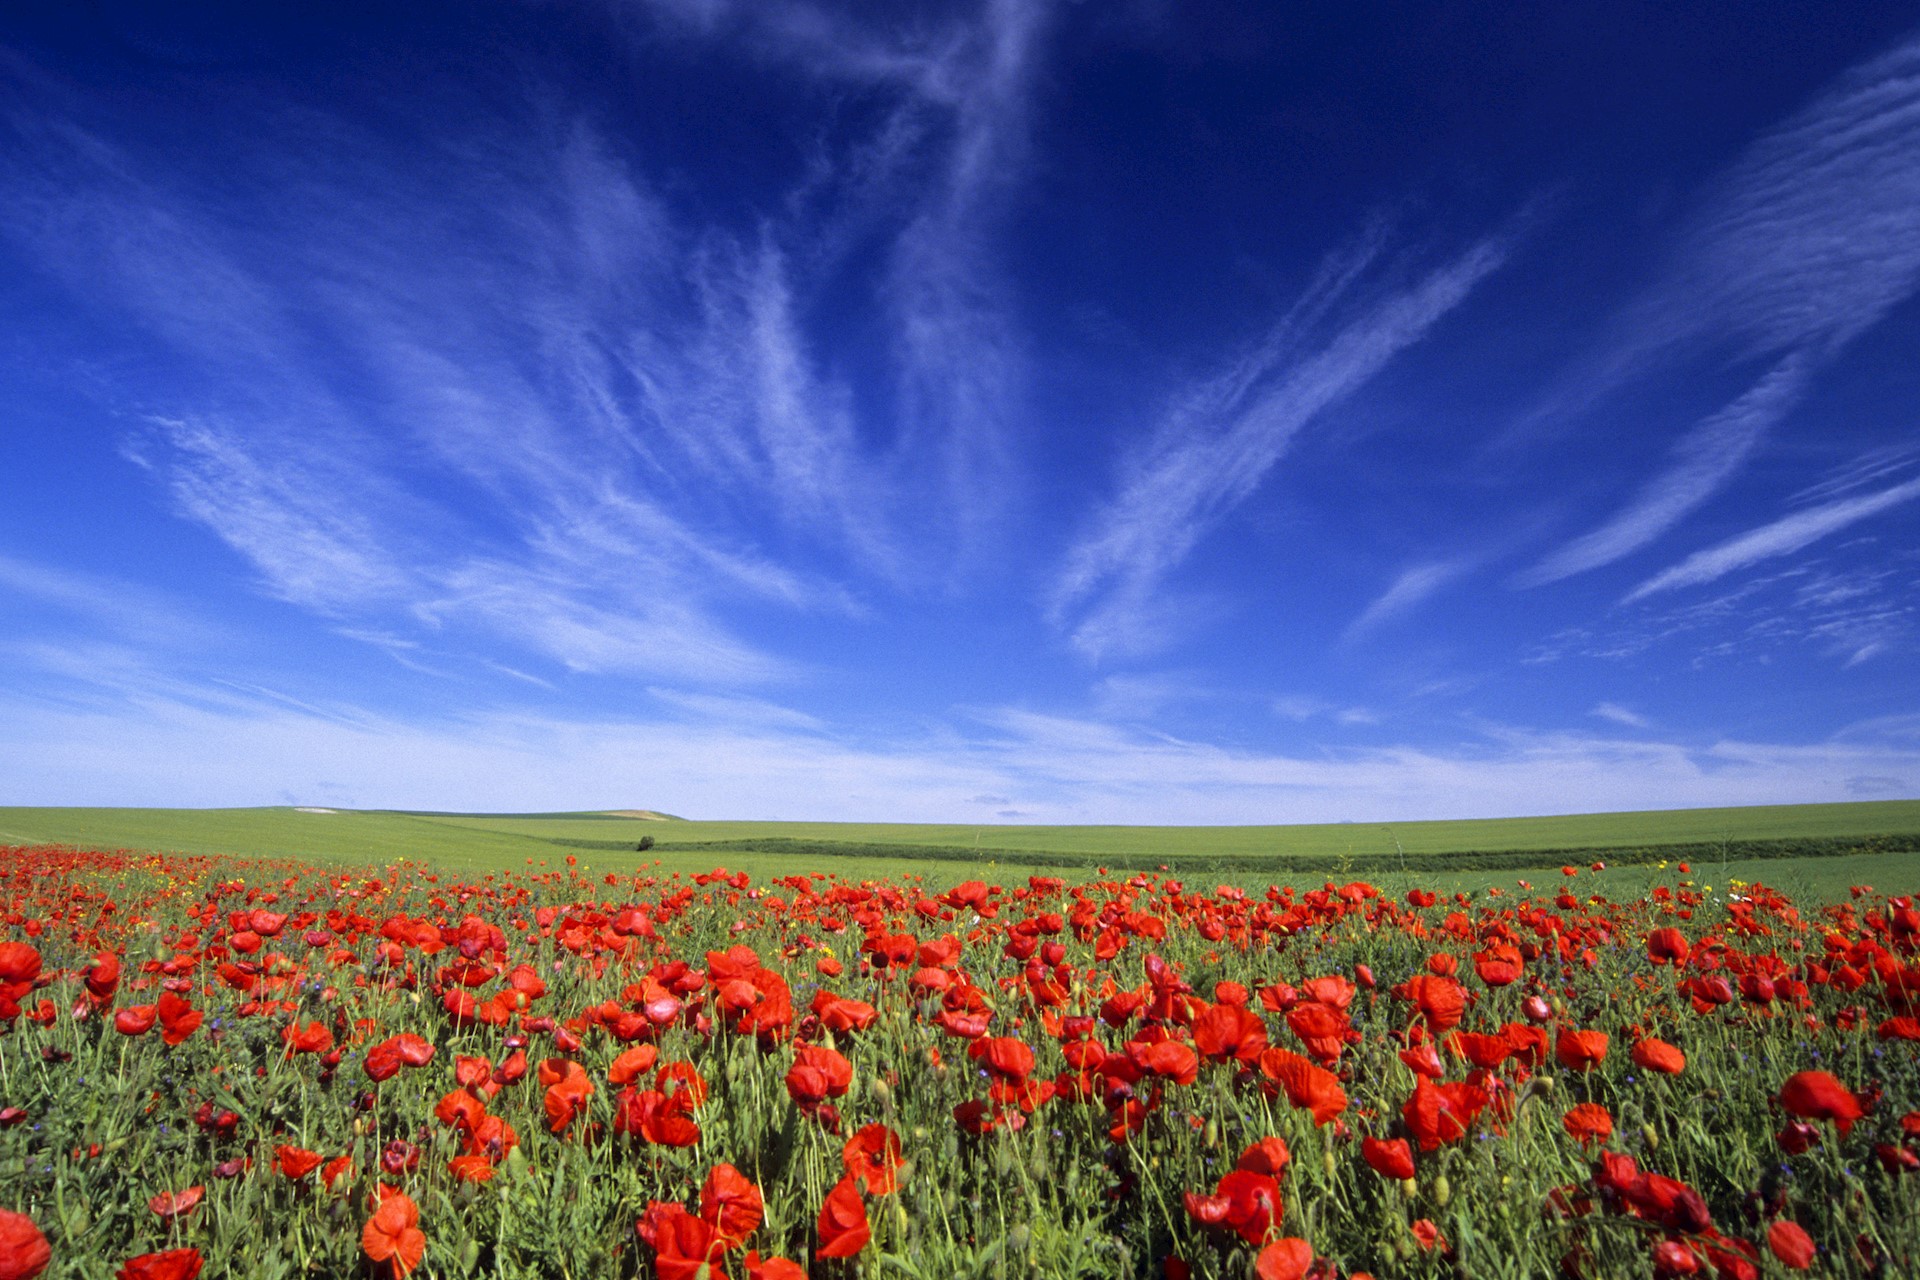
[{"xmin": 1, "ymin": 845, "xmax": 1917, "ymax": 1280}]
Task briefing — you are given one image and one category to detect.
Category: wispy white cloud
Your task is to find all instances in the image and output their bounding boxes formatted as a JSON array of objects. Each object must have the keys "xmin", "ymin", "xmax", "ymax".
[
  {"xmin": 1346, "ymin": 558, "xmax": 1476, "ymax": 640},
  {"xmin": 2, "ymin": 680, "xmax": 1912, "ymax": 821},
  {"xmin": 1789, "ymin": 442, "xmax": 1920, "ymax": 507},
  {"xmin": 0, "ymin": 59, "xmax": 933, "ymax": 684},
  {"xmin": 1626, "ymin": 473, "xmax": 1920, "ymax": 602},
  {"xmin": 1525, "ymin": 28, "xmax": 1920, "ymax": 582},
  {"xmin": 1590, "ymin": 702, "xmax": 1650, "ymax": 729},
  {"xmin": 625, "ymin": 0, "xmax": 1052, "ymax": 566},
  {"xmin": 1052, "ymin": 229, "xmax": 1514, "ymax": 660},
  {"xmin": 0, "ymin": 551, "xmax": 219, "ymax": 646},
  {"xmin": 1518, "ymin": 354, "xmax": 1810, "ymax": 585}
]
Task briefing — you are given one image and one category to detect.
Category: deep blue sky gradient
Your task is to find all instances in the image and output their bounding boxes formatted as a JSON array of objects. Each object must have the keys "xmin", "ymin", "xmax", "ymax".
[{"xmin": 2, "ymin": 1, "xmax": 1918, "ymax": 821}]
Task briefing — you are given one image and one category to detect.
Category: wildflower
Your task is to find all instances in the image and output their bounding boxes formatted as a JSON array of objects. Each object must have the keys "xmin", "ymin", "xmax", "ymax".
[
  {"xmin": 1766, "ymin": 1221, "xmax": 1815, "ymax": 1270},
  {"xmin": 147, "ymin": 1187, "xmax": 204, "ymax": 1222},
  {"xmin": 1777, "ymin": 1071, "xmax": 1863, "ymax": 1137},
  {"xmin": 275, "ymin": 1146, "xmax": 323, "ymax": 1180},
  {"xmin": 1253, "ymin": 1238, "xmax": 1314, "ymax": 1280},
  {"xmin": 361, "ymin": 1190, "xmax": 426, "ymax": 1278},
  {"xmin": 744, "ymin": 1252, "xmax": 807, "ymax": 1280},
  {"xmin": 1563, "ymin": 1103, "xmax": 1613, "ymax": 1146},
  {"xmin": 1361, "ymin": 1136, "xmax": 1416, "ymax": 1179},
  {"xmin": 843, "ymin": 1124, "xmax": 905, "ymax": 1195},
  {"xmin": 700, "ymin": 1164, "xmax": 764, "ymax": 1249},
  {"xmin": 1554, "ymin": 1028, "xmax": 1609, "ymax": 1073},
  {"xmin": 815, "ymin": 1176, "xmax": 871, "ymax": 1258},
  {"xmin": 115, "ymin": 1250, "xmax": 203, "ymax": 1280},
  {"xmin": 1631, "ymin": 1038, "xmax": 1686, "ymax": 1076},
  {"xmin": 0, "ymin": 1208, "xmax": 51, "ymax": 1280}
]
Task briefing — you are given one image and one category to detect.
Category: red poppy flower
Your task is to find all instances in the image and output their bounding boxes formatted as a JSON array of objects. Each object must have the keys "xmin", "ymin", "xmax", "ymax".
[
  {"xmin": 1630, "ymin": 1038, "xmax": 1686, "ymax": 1076},
  {"xmin": 361, "ymin": 1191, "xmax": 426, "ymax": 1277},
  {"xmin": 1473, "ymin": 944, "xmax": 1524, "ymax": 987},
  {"xmin": 1252, "ymin": 1239, "xmax": 1312, "ymax": 1280},
  {"xmin": 1777, "ymin": 1071, "xmax": 1863, "ymax": 1137},
  {"xmin": 1210, "ymin": 1170, "xmax": 1282, "ymax": 1246},
  {"xmin": 700, "ymin": 1163, "xmax": 764, "ymax": 1249},
  {"xmin": 542, "ymin": 1064, "xmax": 595, "ymax": 1135},
  {"xmin": 392, "ymin": 1034, "xmax": 435, "ymax": 1067},
  {"xmin": 447, "ymin": 1155, "xmax": 495, "ymax": 1184},
  {"xmin": 434, "ymin": 1090, "xmax": 486, "ymax": 1134},
  {"xmin": 1257, "ymin": 1049, "xmax": 1347, "ymax": 1126},
  {"xmin": 1397, "ymin": 974, "xmax": 1466, "ymax": 1032},
  {"xmin": 1766, "ymin": 1221, "xmax": 1815, "ymax": 1270},
  {"xmin": 1554, "ymin": 1028, "xmax": 1609, "ymax": 1073},
  {"xmin": 155, "ymin": 993, "xmax": 202, "ymax": 1046},
  {"xmin": 276, "ymin": 1146, "xmax": 323, "ymax": 1180},
  {"xmin": 1235, "ymin": 1136, "xmax": 1290, "ymax": 1178},
  {"xmin": 115, "ymin": 1249, "xmax": 203, "ymax": 1280},
  {"xmin": 745, "ymin": 1252, "xmax": 808, "ymax": 1280},
  {"xmin": 613, "ymin": 1088, "xmax": 700, "ymax": 1147},
  {"xmin": 283, "ymin": 1021, "xmax": 333, "ymax": 1055},
  {"xmin": 1563, "ymin": 1103, "xmax": 1613, "ymax": 1146},
  {"xmin": 1361, "ymin": 1136, "xmax": 1416, "ymax": 1179},
  {"xmin": 114, "ymin": 1006, "xmax": 158, "ymax": 1037},
  {"xmin": 788, "ymin": 1040, "xmax": 851, "ymax": 1094},
  {"xmin": 608, "ymin": 1045, "xmax": 660, "ymax": 1086},
  {"xmin": 1191, "ymin": 1003, "xmax": 1267, "ymax": 1063},
  {"xmin": 636, "ymin": 1204, "xmax": 724, "ymax": 1280},
  {"xmin": 1130, "ymin": 1039, "xmax": 1200, "ymax": 1086},
  {"xmin": 815, "ymin": 1176, "xmax": 871, "ymax": 1258},
  {"xmin": 0, "ymin": 1208, "xmax": 51, "ymax": 1280},
  {"xmin": 843, "ymin": 1124, "xmax": 905, "ymax": 1195},
  {"xmin": 1645, "ymin": 928, "xmax": 1690, "ymax": 966},
  {"xmin": 0, "ymin": 944, "xmax": 42, "ymax": 986},
  {"xmin": 147, "ymin": 1187, "xmax": 204, "ymax": 1221},
  {"xmin": 1401, "ymin": 1077, "xmax": 1488, "ymax": 1151},
  {"xmin": 966, "ymin": 1037, "xmax": 1036, "ymax": 1082}
]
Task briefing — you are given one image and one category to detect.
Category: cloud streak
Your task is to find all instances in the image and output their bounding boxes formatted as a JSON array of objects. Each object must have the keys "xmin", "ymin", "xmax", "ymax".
[
  {"xmin": 1053, "ymin": 229, "xmax": 1513, "ymax": 660},
  {"xmin": 1626, "ymin": 473, "xmax": 1920, "ymax": 602},
  {"xmin": 1346, "ymin": 559, "xmax": 1476, "ymax": 640},
  {"xmin": 1525, "ymin": 28, "xmax": 1920, "ymax": 582},
  {"xmin": 3, "ymin": 679, "xmax": 1913, "ymax": 822}
]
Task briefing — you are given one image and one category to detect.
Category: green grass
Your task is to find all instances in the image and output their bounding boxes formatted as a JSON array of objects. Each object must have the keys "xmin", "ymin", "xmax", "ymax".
[
  {"xmin": 3, "ymin": 800, "xmax": 1917, "ymax": 900},
  {"xmin": 400, "ymin": 797, "xmax": 1920, "ymax": 860}
]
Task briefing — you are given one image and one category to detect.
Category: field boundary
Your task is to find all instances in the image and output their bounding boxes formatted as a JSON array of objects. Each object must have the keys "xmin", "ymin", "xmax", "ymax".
[{"xmin": 536, "ymin": 831, "xmax": 1920, "ymax": 874}]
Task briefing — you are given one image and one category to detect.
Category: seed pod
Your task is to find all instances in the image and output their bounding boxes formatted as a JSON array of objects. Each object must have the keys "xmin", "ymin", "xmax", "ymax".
[{"xmin": 1008, "ymin": 1225, "xmax": 1031, "ymax": 1253}]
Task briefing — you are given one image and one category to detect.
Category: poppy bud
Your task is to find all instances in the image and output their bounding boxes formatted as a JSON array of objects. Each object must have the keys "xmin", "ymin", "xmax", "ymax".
[
  {"xmin": 458, "ymin": 1240, "xmax": 481, "ymax": 1270},
  {"xmin": 1433, "ymin": 1175, "xmax": 1451, "ymax": 1208}
]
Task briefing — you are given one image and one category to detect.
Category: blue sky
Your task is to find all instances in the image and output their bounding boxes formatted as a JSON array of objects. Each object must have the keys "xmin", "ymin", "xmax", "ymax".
[{"xmin": 3, "ymin": 1, "xmax": 1919, "ymax": 822}]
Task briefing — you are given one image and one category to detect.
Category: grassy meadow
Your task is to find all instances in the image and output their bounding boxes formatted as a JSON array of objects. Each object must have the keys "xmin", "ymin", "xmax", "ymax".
[{"xmin": 2, "ymin": 799, "xmax": 1917, "ymax": 900}]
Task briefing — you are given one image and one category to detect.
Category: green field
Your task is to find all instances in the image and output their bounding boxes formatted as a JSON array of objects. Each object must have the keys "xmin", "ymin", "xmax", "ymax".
[{"xmin": 3, "ymin": 799, "xmax": 1918, "ymax": 900}]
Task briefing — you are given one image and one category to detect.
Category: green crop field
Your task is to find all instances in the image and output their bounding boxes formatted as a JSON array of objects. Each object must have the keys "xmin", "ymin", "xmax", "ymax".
[{"xmin": 3, "ymin": 799, "xmax": 1918, "ymax": 900}]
